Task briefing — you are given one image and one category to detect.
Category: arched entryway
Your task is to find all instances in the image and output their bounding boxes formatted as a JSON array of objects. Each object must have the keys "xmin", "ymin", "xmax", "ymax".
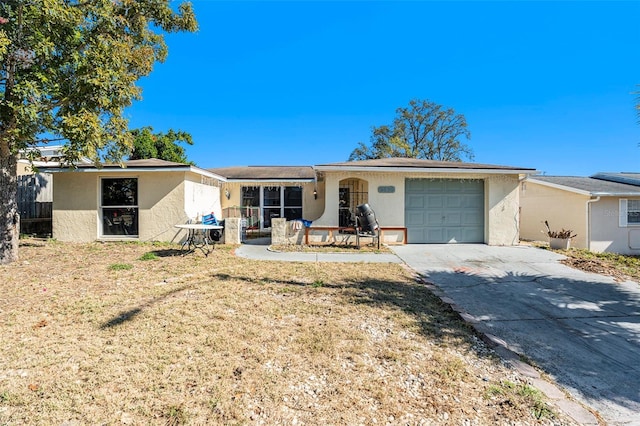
[{"xmin": 338, "ymin": 178, "xmax": 369, "ymax": 227}]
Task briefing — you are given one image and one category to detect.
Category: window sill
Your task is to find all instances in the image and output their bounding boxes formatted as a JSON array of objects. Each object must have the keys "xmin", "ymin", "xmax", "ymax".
[{"xmin": 98, "ymin": 236, "xmax": 139, "ymax": 241}]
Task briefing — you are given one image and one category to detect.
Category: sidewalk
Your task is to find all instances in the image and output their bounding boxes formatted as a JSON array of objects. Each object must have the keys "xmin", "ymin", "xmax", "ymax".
[{"xmin": 234, "ymin": 244, "xmax": 403, "ymax": 263}]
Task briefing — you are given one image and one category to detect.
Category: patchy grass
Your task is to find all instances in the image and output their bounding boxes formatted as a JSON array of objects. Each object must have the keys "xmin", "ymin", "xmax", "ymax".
[
  {"xmin": 486, "ymin": 381, "xmax": 555, "ymax": 420},
  {"xmin": 108, "ymin": 262, "xmax": 134, "ymax": 271},
  {"xmin": 139, "ymin": 252, "xmax": 159, "ymax": 261},
  {"xmin": 0, "ymin": 239, "xmax": 576, "ymax": 425},
  {"xmin": 558, "ymin": 248, "xmax": 640, "ymax": 283}
]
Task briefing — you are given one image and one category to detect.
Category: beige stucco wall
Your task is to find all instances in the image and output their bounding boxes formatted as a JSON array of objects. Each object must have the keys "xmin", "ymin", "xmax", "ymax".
[
  {"xmin": 313, "ymin": 171, "xmax": 522, "ymax": 245},
  {"xmin": 53, "ymin": 170, "xmax": 221, "ymax": 243},
  {"xmin": 138, "ymin": 172, "xmax": 188, "ymax": 242},
  {"xmin": 314, "ymin": 171, "xmax": 404, "ymax": 227},
  {"xmin": 590, "ymin": 197, "xmax": 640, "ymax": 254},
  {"xmin": 519, "ymin": 181, "xmax": 589, "ymax": 248},
  {"xmin": 485, "ymin": 175, "xmax": 521, "ymax": 245},
  {"xmin": 53, "ymin": 172, "xmax": 99, "ymax": 242}
]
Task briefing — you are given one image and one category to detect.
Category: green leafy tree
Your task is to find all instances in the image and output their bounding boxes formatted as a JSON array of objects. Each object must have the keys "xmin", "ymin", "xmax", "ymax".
[
  {"xmin": 0, "ymin": 1, "xmax": 197, "ymax": 264},
  {"xmin": 129, "ymin": 127, "xmax": 194, "ymax": 164},
  {"xmin": 349, "ymin": 99, "xmax": 473, "ymax": 162}
]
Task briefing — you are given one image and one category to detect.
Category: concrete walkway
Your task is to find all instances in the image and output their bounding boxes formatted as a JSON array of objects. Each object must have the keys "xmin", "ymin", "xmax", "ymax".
[
  {"xmin": 234, "ymin": 243, "xmax": 403, "ymax": 263},
  {"xmin": 390, "ymin": 244, "xmax": 640, "ymax": 426}
]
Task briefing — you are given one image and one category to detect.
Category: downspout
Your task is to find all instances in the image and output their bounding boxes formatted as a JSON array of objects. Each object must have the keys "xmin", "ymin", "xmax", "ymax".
[{"xmin": 586, "ymin": 196, "xmax": 601, "ymax": 251}]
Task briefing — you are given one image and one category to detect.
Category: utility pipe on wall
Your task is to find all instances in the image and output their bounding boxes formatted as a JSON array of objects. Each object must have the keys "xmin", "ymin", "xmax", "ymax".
[{"xmin": 586, "ymin": 196, "xmax": 601, "ymax": 251}]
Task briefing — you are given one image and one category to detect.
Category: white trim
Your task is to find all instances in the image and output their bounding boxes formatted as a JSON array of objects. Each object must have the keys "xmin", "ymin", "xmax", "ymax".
[
  {"xmin": 314, "ymin": 165, "xmax": 536, "ymax": 175},
  {"xmin": 621, "ymin": 198, "xmax": 640, "ymax": 228},
  {"xmin": 620, "ymin": 199, "xmax": 628, "ymax": 227},
  {"xmin": 592, "ymin": 191, "xmax": 640, "ymax": 196},
  {"xmin": 586, "ymin": 196, "xmax": 600, "ymax": 250},
  {"xmin": 99, "ymin": 177, "xmax": 139, "ymax": 238},
  {"xmin": 39, "ymin": 165, "xmax": 227, "ymax": 182},
  {"xmin": 224, "ymin": 178, "xmax": 314, "ymax": 183}
]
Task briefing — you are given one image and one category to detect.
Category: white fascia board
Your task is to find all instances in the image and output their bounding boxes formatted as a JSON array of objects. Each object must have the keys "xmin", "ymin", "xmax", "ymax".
[
  {"xmin": 313, "ymin": 166, "xmax": 537, "ymax": 175},
  {"xmin": 591, "ymin": 191, "xmax": 640, "ymax": 197},
  {"xmin": 40, "ymin": 166, "xmax": 227, "ymax": 182},
  {"xmin": 223, "ymin": 178, "xmax": 315, "ymax": 183},
  {"xmin": 188, "ymin": 166, "xmax": 227, "ymax": 182}
]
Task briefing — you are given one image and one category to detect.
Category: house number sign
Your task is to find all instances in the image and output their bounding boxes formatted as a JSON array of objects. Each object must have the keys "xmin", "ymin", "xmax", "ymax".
[{"xmin": 378, "ymin": 186, "xmax": 395, "ymax": 193}]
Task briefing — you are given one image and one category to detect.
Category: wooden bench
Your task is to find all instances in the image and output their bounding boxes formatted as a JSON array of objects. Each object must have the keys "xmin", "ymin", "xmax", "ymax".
[{"xmin": 304, "ymin": 226, "xmax": 407, "ymax": 246}]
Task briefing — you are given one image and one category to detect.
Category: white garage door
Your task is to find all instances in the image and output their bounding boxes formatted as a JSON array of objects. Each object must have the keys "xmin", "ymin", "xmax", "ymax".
[{"xmin": 405, "ymin": 179, "xmax": 484, "ymax": 243}]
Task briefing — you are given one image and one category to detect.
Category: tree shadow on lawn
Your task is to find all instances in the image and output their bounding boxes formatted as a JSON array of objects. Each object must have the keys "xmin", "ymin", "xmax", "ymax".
[
  {"xmin": 210, "ymin": 267, "xmax": 640, "ymax": 420},
  {"xmin": 19, "ymin": 240, "xmax": 47, "ymax": 248},
  {"xmin": 99, "ymin": 285, "xmax": 190, "ymax": 329},
  {"xmin": 210, "ymin": 271, "xmax": 476, "ymax": 347},
  {"xmin": 146, "ymin": 248, "xmax": 184, "ymax": 257}
]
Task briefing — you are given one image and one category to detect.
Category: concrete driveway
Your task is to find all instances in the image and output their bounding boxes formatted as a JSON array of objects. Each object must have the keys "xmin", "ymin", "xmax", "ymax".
[{"xmin": 390, "ymin": 244, "xmax": 640, "ymax": 426}]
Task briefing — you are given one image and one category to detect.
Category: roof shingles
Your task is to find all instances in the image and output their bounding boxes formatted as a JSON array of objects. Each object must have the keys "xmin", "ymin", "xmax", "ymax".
[
  {"xmin": 208, "ymin": 166, "xmax": 316, "ymax": 180},
  {"xmin": 531, "ymin": 176, "xmax": 640, "ymax": 195},
  {"xmin": 315, "ymin": 158, "xmax": 535, "ymax": 171}
]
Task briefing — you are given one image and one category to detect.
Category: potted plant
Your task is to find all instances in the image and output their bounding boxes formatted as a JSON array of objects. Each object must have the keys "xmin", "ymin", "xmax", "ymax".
[{"xmin": 544, "ymin": 221, "xmax": 577, "ymax": 250}]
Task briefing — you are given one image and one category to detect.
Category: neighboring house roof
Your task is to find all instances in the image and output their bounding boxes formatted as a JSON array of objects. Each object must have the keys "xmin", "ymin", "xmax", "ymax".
[
  {"xmin": 208, "ymin": 166, "xmax": 316, "ymax": 182},
  {"xmin": 38, "ymin": 158, "xmax": 227, "ymax": 181},
  {"xmin": 591, "ymin": 172, "xmax": 640, "ymax": 187},
  {"xmin": 19, "ymin": 145, "xmax": 92, "ymax": 164},
  {"xmin": 314, "ymin": 158, "xmax": 536, "ymax": 174},
  {"xmin": 528, "ymin": 176, "xmax": 640, "ymax": 196}
]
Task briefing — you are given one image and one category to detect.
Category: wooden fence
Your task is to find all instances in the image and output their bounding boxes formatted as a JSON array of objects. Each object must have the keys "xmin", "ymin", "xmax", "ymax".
[{"xmin": 17, "ymin": 174, "xmax": 53, "ymax": 236}]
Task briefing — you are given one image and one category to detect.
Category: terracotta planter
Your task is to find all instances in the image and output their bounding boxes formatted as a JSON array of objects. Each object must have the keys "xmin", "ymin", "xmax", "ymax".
[{"xmin": 549, "ymin": 237, "xmax": 571, "ymax": 250}]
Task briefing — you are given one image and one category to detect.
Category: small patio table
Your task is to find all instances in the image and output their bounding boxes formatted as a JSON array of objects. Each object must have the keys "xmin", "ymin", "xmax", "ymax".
[{"xmin": 174, "ymin": 223, "xmax": 223, "ymax": 257}]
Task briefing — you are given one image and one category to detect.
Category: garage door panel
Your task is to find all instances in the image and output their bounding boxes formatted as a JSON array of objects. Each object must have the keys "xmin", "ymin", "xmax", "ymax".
[
  {"xmin": 407, "ymin": 227, "xmax": 426, "ymax": 242},
  {"xmin": 406, "ymin": 211, "xmax": 426, "ymax": 226},
  {"xmin": 462, "ymin": 228, "xmax": 484, "ymax": 242},
  {"xmin": 445, "ymin": 228, "xmax": 462, "ymax": 243},
  {"xmin": 426, "ymin": 212, "xmax": 444, "ymax": 226},
  {"xmin": 462, "ymin": 213, "xmax": 483, "ymax": 226},
  {"xmin": 429, "ymin": 195, "xmax": 445, "ymax": 208},
  {"xmin": 445, "ymin": 195, "xmax": 462, "ymax": 208},
  {"xmin": 427, "ymin": 228, "xmax": 445, "ymax": 242},
  {"xmin": 462, "ymin": 195, "xmax": 484, "ymax": 208},
  {"xmin": 406, "ymin": 194, "xmax": 425, "ymax": 209},
  {"xmin": 445, "ymin": 212, "xmax": 462, "ymax": 226},
  {"xmin": 406, "ymin": 178, "xmax": 429, "ymax": 192},
  {"xmin": 405, "ymin": 178, "xmax": 484, "ymax": 243},
  {"xmin": 425, "ymin": 180, "xmax": 446, "ymax": 193}
]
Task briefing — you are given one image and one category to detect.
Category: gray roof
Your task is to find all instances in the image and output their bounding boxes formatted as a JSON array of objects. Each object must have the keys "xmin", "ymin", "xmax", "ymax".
[
  {"xmin": 591, "ymin": 172, "xmax": 640, "ymax": 187},
  {"xmin": 315, "ymin": 157, "xmax": 535, "ymax": 171},
  {"xmin": 73, "ymin": 158, "xmax": 189, "ymax": 168},
  {"xmin": 208, "ymin": 166, "xmax": 316, "ymax": 180},
  {"xmin": 530, "ymin": 176, "xmax": 640, "ymax": 196},
  {"xmin": 37, "ymin": 158, "xmax": 226, "ymax": 180}
]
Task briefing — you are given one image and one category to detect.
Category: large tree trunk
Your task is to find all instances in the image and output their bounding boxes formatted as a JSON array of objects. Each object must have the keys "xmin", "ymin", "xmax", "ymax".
[{"xmin": 0, "ymin": 153, "xmax": 19, "ymax": 264}]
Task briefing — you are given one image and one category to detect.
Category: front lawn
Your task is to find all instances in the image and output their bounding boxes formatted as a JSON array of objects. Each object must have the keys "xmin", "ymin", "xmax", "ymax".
[{"xmin": 0, "ymin": 239, "xmax": 574, "ymax": 425}]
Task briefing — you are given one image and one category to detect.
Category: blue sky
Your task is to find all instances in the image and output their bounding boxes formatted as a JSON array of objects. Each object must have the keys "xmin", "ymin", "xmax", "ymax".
[{"xmin": 126, "ymin": 1, "xmax": 640, "ymax": 176}]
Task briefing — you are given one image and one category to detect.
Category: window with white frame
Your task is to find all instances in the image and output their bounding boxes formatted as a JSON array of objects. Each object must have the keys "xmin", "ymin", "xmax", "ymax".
[
  {"xmin": 241, "ymin": 186, "xmax": 303, "ymax": 230},
  {"xmin": 619, "ymin": 199, "xmax": 640, "ymax": 227},
  {"xmin": 101, "ymin": 178, "xmax": 139, "ymax": 237}
]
